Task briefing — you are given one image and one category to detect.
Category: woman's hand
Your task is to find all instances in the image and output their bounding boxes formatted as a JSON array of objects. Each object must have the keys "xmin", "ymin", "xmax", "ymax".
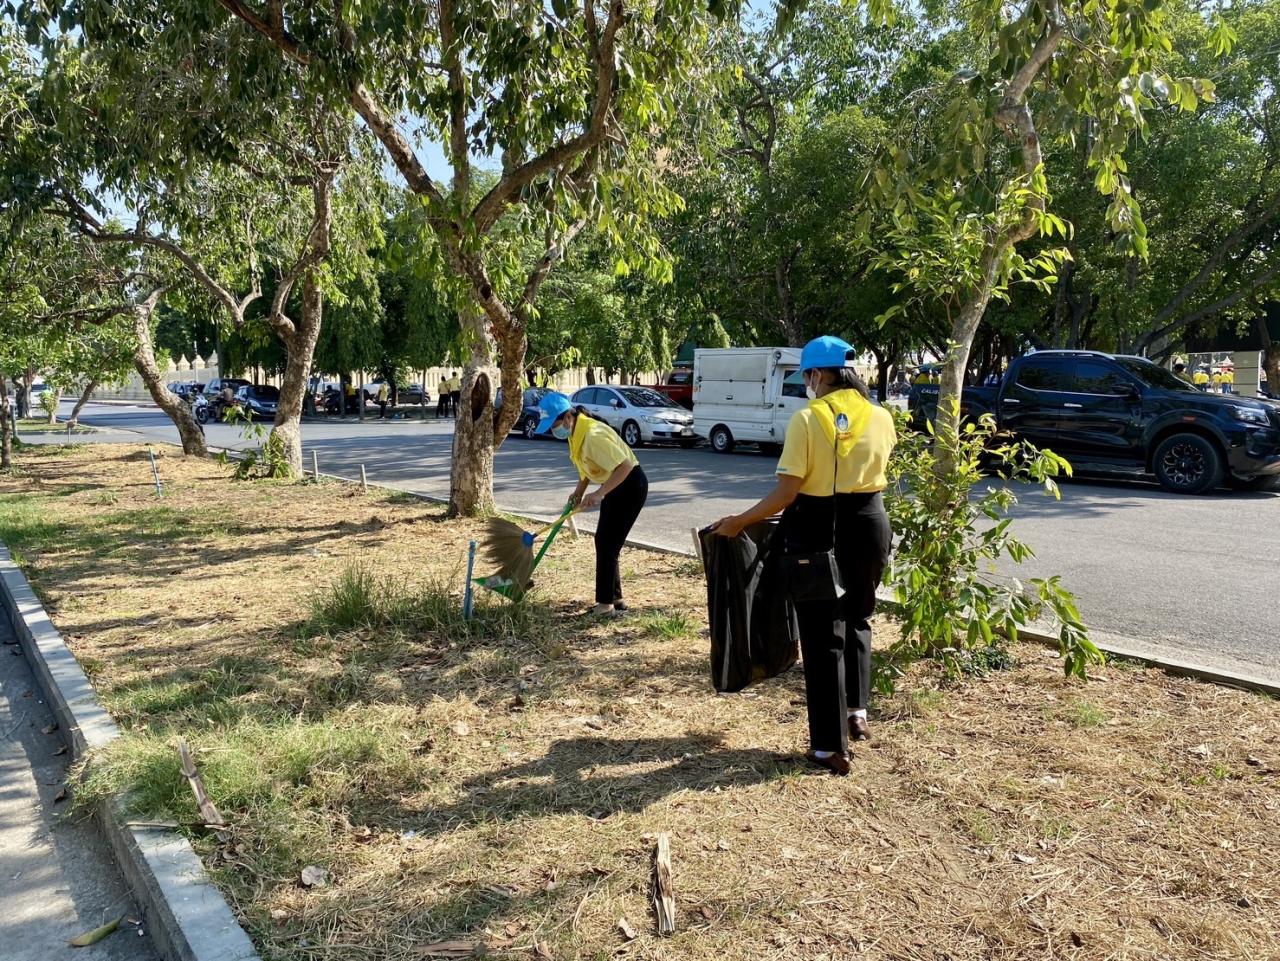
[
  {"xmin": 580, "ymin": 489, "xmax": 604, "ymax": 511},
  {"xmin": 709, "ymin": 514, "xmax": 747, "ymax": 538}
]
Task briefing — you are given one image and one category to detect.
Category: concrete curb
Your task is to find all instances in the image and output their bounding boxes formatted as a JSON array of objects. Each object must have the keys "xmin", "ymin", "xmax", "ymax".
[{"xmin": 0, "ymin": 542, "xmax": 260, "ymax": 961}]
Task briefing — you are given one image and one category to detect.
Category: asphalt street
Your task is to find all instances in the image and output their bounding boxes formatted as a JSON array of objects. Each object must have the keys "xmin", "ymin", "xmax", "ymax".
[{"xmin": 31, "ymin": 402, "xmax": 1280, "ymax": 678}]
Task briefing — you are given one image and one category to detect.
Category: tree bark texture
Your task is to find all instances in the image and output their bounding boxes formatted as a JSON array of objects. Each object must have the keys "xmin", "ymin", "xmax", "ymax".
[
  {"xmin": 270, "ymin": 271, "xmax": 324, "ymax": 477},
  {"xmin": 132, "ymin": 291, "xmax": 207, "ymax": 456},
  {"xmin": 0, "ymin": 376, "xmax": 12, "ymax": 469},
  {"xmin": 448, "ymin": 304, "xmax": 498, "ymax": 518}
]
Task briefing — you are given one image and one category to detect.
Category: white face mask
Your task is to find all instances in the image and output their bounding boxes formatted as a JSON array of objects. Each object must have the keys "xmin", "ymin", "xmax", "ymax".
[{"xmin": 804, "ymin": 374, "xmax": 817, "ymax": 400}]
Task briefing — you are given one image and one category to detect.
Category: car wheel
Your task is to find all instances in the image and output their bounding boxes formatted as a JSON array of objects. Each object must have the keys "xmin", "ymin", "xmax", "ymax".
[
  {"xmin": 622, "ymin": 420, "xmax": 643, "ymax": 448},
  {"xmin": 1153, "ymin": 433, "xmax": 1223, "ymax": 494},
  {"xmin": 710, "ymin": 425, "xmax": 735, "ymax": 454},
  {"xmin": 521, "ymin": 416, "xmax": 538, "ymax": 440},
  {"xmin": 1226, "ymin": 474, "xmax": 1280, "ymax": 493}
]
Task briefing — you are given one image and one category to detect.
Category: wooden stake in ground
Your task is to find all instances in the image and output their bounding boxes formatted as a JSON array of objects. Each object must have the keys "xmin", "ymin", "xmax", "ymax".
[
  {"xmin": 176, "ymin": 739, "xmax": 230, "ymax": 842},
  {"xmin": 652, "ymin": 832, "xmax": 676, "ymax": 936}
]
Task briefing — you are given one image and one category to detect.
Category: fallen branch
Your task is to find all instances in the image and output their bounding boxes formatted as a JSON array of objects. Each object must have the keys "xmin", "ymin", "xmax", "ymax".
[
  {"xmin": 652, "ymin": 832, "xmax": 676, "ymax": 936},
  {"xmin": 177, "ymin": 739, "xmax": 230, "ymax": 842}
]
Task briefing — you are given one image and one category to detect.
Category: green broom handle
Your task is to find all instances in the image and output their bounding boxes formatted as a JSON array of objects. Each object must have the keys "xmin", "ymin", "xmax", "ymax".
[{"xmin": 530, "ymin": 501, "xmax": 576, "ymax": 571}]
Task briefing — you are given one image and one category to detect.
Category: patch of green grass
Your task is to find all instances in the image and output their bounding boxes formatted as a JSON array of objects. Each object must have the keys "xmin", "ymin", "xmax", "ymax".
[
  {"xmin": 964, "ymin": 810, "xmax": 998, "ymax": 845},
  {"xmin": 104, "ymin": 656, "xmax": 264, "ymax": 727},
  {"xmin": 306, "ymin": 564, "xmax": 559, "ymax": 654},
  {"xmin": 0, "ymin": 494, "xmax": 64, "ymax": 549},
  {"xmin": 1041, "ymin": 816, "xmax": 1077, "ymax": 841},
  {"xmin": 890, "ymin": 687, "xmax": 947, "ymax": 719},
  {"xmin": 1066, "ymin": 699, "xmax": 1106, "ymax": 729},
  {"xmin": 76, "ymin": 707, "xmax": 422, "ymax": 879},
  {"xmin": 15, "ymin": 419, "xmax": 95, "ymax": 435},
  {"xmin": 639, "ymin": 610, "xmax": 695, "ymax": 641}
]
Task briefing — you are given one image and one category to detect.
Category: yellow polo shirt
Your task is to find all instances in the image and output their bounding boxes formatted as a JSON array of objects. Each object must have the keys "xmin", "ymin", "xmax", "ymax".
[
  {"xmin": 569, "ymin": 415, "xmax": 638, "ymax": 484},
  {"xmin": 776, "ymin": 391, "xmax": 896, "ymax": 495}
]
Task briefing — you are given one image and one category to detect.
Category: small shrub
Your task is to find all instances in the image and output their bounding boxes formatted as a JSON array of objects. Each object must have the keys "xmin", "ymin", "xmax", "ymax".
[
  {"xmin": 38, "ymin": 389, "xmax": 59, "ymax": 421},
  {"xmin": 879, "ymin": 404, "xmax": 1103, "ymax": 693}
]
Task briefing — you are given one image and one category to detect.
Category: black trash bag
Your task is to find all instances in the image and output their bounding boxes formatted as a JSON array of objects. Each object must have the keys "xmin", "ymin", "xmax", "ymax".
[{"xmin": 699, "ymin": 520, "xmax": 800, "ymax": 693}]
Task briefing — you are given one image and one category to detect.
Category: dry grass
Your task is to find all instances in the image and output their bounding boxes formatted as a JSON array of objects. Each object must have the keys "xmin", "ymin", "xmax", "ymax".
[{"xmin": 2, "ymin": 442, "xmax": 1279, "ymax": 961}]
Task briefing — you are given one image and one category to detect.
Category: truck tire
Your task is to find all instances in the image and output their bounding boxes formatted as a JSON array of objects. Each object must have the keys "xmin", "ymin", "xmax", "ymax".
[
  {"xmin": 710, "ymin": 425, "xmax": 735, "ymax": 453},
  {"xmin": 622, "ymin": 420, "xmax": 643, "ymax": 448},
  {"xmin": 1226, "ymin": 474, "xmax": 1280, "ymax": 493},
  {"xmin": 1153, "ymin": 433, "xmax": 1223, "ymax": 494}
]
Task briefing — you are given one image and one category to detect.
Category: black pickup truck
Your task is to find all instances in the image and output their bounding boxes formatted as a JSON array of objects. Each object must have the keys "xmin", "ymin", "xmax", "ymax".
[{"xmin": 909, "ymin": 350, "xmax": 1280, "ymax": 494}]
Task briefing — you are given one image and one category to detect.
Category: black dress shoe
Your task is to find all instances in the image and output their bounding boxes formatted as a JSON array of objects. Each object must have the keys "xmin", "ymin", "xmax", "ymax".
[
  {"xmin": 805, "ymin": 751, "xmax": 851, "ymax": 776},
  {"xmin": 849, "ymin": 716, "xmax": 872, "ymax": 742}
]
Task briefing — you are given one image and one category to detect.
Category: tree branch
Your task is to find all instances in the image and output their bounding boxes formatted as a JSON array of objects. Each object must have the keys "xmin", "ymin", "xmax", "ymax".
[{"xmin": 470, "ymin": 0, "xmax": 626, "ymax": 234}]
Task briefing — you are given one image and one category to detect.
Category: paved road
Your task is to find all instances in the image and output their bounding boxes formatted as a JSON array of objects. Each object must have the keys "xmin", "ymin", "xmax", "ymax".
[
  {"xmin": 0, "ymin": 617, "xmax": 159, "ymax": 961},
  {"xmin": 33, "ymin": 403, "xmax": 1280, "ymax": 678}
]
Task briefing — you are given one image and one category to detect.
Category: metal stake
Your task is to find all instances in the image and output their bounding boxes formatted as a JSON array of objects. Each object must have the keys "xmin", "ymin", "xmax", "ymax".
[
  {"xmin": 462, "ymin": 540, "xmax": 478, "ymax": 620},
  {"xmin": 148, "ymin": 448, "xmax": 163, "ymax": 498},
  {"xmin": 311, "ymin": 450, "xmax": 319, "ymax": 481},
  {"xmin": 360, "ymin": 464, "xmax": 368, "ymax": 492}
]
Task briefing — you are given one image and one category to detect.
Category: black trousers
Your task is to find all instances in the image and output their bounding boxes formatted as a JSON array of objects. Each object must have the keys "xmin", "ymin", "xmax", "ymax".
[
  {"xmin": 450, "ymin": 391, "xmax": 461, "ymax": 416},
  {"xmin": 781, "ymin": 491, "xmax": 892, "ymax": 754},
  {"xmin": 594, "ymin": 466, "xmax": 648, "ymax": 604}
]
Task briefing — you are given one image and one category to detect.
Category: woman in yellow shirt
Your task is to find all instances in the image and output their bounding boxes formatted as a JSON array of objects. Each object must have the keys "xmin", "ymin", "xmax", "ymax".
[
  {"xmin": 712, "ymin": 336, "xmax": 896, "ymax": 776},
  {"xmin": 537, "ymin": 392, "xmax": 648, "ymax": 616}
]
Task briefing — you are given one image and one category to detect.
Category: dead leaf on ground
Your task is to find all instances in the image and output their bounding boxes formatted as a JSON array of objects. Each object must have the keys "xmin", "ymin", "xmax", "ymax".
[
  {"xmin": 1189, "ymin": 743, "xmax": 1211, "ymax": 757},
  {"xmin": 1012, "ymin": 853, "xmax": 1037, "ymax": 865},
  {"xmin": 533, "ymin": 941, "xmax": 552, "ymax": 959},
  {"xmin": 300, "ymin": 865, "xmax": 328, "ymax": 888},
  {"xmin": 450, "ymin": 720, "xmax": 472, "ymax": 737},
  {"xmin": 53, "ymin": 786, "xmax": 67, "ymax": 803},
  {"xmin": 68, "ymin": 916, "xmax": 121, "ymax": 947},
  {"xmin": 618, "ymin": 917, "xmax": 638, "ymax": 941}
]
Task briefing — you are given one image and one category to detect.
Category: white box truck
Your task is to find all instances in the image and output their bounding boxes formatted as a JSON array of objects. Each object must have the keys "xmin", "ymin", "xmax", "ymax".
[{"xmin": 693, "ymin": 347, "xmax": 805, "ymax": 453}]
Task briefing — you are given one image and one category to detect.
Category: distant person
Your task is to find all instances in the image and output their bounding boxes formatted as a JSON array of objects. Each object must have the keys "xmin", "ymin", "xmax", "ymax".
[
  {"xmin": 436, "ymin": 380, "xmax": 450, "ymax": 418},
  {"xmin": 1222, "ymin": 367, "xmax": 1235, "ymax": 394},
  {"xmin": 1193, "ymin": 368, "xmax": 1210, "ymax": 390},
  {"xmin": 1173, "ymin": 362, "xmax": 1192, "ymax": 385},
  {"xmin": 449, "ymin": 372, "xmax": 462, "ymax": 417},
  {"xmin": 1211, "ymin": 370, "xmax": 1223, "ymax": 392},
  {"xmin": 344, "ymin": 381, "xmax": 357, "ymax": 414},
  {"xmin": 377, "ymin": 381, "xmax": 390, "ymax": 419}
]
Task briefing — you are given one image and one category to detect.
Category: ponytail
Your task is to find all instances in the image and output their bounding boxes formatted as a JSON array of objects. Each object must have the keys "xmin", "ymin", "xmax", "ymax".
[{"xmin": 819, "ymin": 367, "xmax": 871, "ymax": 400}]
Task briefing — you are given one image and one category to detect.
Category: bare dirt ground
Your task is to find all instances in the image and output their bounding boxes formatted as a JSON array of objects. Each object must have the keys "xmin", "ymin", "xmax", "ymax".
[{"xmin": 1, "ymin": 442, "xmax": 1277, "ymax": 961}]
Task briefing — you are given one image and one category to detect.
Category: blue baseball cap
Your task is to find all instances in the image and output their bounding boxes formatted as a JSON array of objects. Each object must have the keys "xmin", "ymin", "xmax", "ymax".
[
  {"xmin": 535, "ymin": 391, "xmax": 573, "ymax": 434},
  {"xmin": 799, "ymin": 335, "xmax": 856, "ymax": 372}
]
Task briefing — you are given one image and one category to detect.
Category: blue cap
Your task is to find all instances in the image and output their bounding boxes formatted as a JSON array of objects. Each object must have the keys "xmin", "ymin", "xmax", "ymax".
[
  {"xmin": 536, "ymin": 391, "xmax": 573, "ymax": 435},
  {"xmin": 799, "ymin": 335, "xmax": 856, "ymax": 373}
]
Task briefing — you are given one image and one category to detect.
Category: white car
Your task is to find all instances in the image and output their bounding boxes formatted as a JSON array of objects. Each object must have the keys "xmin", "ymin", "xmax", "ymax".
[{"xmin": 570, "ymin": 385, "xmax": 698, "ymax": 448}]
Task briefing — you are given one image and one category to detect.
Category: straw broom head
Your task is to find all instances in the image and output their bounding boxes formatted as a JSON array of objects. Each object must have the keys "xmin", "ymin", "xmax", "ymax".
[{"xmin": 481, "ymin": 517, "xmax": 536, "ymax": 589}]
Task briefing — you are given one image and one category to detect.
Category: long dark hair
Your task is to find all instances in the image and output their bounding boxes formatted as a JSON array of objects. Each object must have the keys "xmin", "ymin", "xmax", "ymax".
[{"xmin": 817, "ymin": 367, "xmax": 871, "ymax": 399}]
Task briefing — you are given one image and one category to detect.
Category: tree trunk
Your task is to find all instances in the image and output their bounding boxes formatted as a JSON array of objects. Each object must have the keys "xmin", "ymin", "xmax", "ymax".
[
  {"xmin": 17, "ymin": 370, "xmax": 33, "ymax": 419},
  {"xmin": 45, "ymin": 387, "xmax": 62, "ymax": 424},
  {"xmin": 132, "ymin": 291, "xmax": 207, "ymax": 456},
  {"xmin": 776, "ymin": 255, "xmax": 803, "ymax": 347},
  {"xmin": 69, "ymin": 380, "xmax": 97, "ymax": 426},
  {"xmin": 935, "ymin": 254, "xmax": 1002, "ymax": 476},
  {"xmin": 0, "ymin": 375, "xmax": 12, "ymax": 470},
  {"xmin": 270, "ymin": 272, "xmax": 323, "ymax": 477},
  {"xmin": 448, "ymin": 303, "xmax": 498, "ymax": 517},
  {"xmin": 586, "ymin": 367, "xmax": 597, "ymax": 386},
  {"xmin": 1259, "ymin": 316, "xmax": 1280, "ymax": 397}
]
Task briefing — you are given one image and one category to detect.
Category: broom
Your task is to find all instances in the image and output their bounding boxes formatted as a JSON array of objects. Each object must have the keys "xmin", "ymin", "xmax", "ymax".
[{"xmin": 476, "ymin": 501, "xmax": 578, "ymax": 601}]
